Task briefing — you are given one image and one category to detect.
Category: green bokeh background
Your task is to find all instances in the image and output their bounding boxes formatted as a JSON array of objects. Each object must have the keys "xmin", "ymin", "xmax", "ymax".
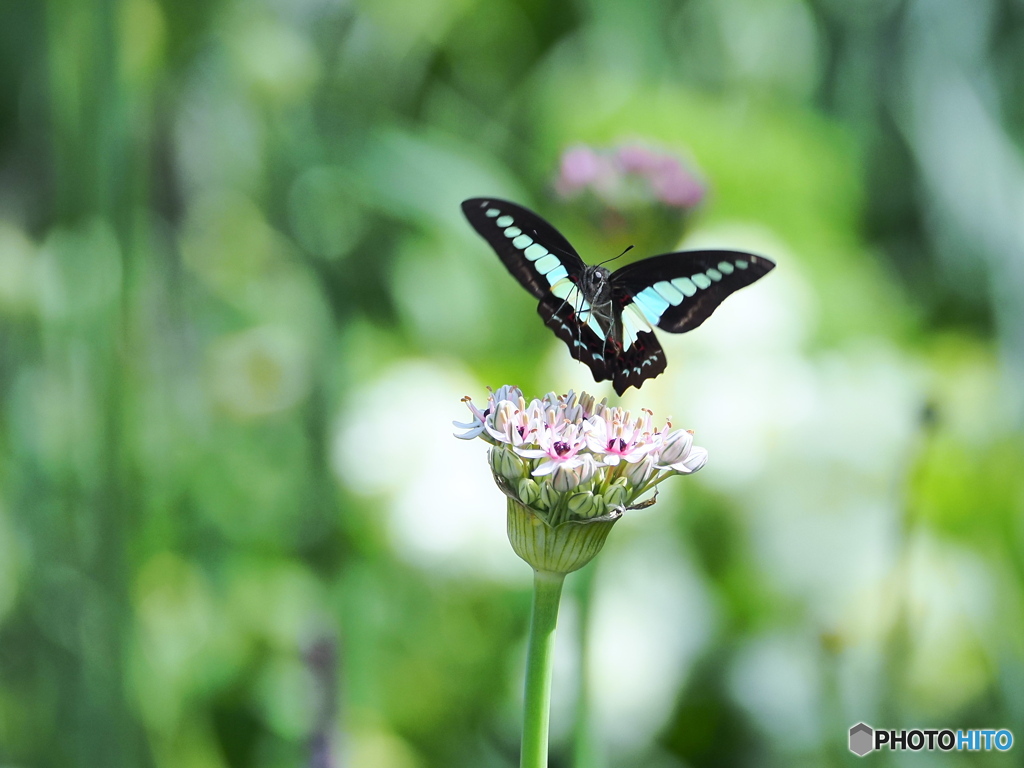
[{"xmin": 1, "ymin": 0, "xmax": 1023, "ymax": 766}]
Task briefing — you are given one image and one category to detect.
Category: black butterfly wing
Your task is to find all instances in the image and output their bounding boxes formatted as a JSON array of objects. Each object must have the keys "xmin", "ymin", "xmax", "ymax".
[
  {"xmin": 461, "ymin": 198, "xmax": 586, "ymax": 299},
  {"xmin": 599, "ymin": 249, "xmax": 773, "ymax": 395},
  {"xmin": 539, "ymin": 286, "xmax": 666, "ymax": 396},
  {"xmin": 609, "ymin": 326, "xmax": 666, "ymax": 396},
  {"xmin": 536, "ymin": 292, "xmax": 615, "ymax": 383},
  {"xmin": 463, "ymin": 197, "xmax": 615, "ymax": 381},
  {"xmin": 610, "ymin": 249, "xmax": 775, "ymax": 334}
]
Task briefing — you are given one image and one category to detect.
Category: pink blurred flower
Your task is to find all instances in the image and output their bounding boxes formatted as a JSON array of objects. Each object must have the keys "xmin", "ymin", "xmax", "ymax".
[
  {"xmin": 556, "ymin": 145, "xmax": 603, "ymax": 193},
  {"xmin": 615, "ymin": 144, "xmax": 663, "ymax": 174},
  {"xmin": 553, "ymin": 141, "xmax": 706, "ymax": 210},
  {"xmin": 649, "ymin": 158, "xmax": 705, "ymax": 208}
]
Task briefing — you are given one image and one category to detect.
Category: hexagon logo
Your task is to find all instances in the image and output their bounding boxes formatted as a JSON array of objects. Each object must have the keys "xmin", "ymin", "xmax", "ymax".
[{"xmin": 849, "ymin": 722, "xmax": 874, "ymax": 757}]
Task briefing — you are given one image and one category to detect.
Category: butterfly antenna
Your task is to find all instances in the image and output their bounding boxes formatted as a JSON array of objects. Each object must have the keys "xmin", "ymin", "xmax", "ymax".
[
  {"xmin": 595, "ymin": 244, "xmax": 634, "ymax": 268},
  {"xmin": 536, "ymin": 237, "xmax": 578, "ymax": 262}
]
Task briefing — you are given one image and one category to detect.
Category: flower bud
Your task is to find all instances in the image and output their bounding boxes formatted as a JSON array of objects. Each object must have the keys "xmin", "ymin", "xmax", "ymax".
[
  {"xmin": 625, "ymin": 454, "xmax": 654, "ymax": 486},
  {"xmin": 658, "ymin": 429, "xmax": 694, "ymax": 465},
  {"xmin": 490, "ymin": 445, "xmax": 525, "ymax": 481},
  {"xmin": 518, "ymin": 477, "xmax": 541, "ymax": 507},
  {"xmin": 490, "ymin": 385, "xmax": 522, "ymax": 405},
  {"xmin": 567, "ymin": 491, "xmax": 598, "ymax": 519},
  {"xmin": 603, "ymin": 478, "xmax": 630, "ymax": 509},
  {"xmin": 551, "ymin": 464, "xmax": 581, "ymax": 492},
  {"xmin": 537, "ymin": 481, "xmax": 559, "ymax": 511},
  {"xmin": 543, "ymin": 454, "xmax": 594, "ymax": 492},
  {"xmin": 676, "ymin": 445, "xmax": 708, "ymax": 473}
]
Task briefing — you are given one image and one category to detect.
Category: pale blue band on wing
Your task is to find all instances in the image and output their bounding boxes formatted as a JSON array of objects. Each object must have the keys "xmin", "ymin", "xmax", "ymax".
[
  {"xmin": 585, "ymin": 311, "xmax": 604, "ymax": 338},
  {"xmin": 671, "ymin": 276, "xmax": 697, "ymax": 296},
  {"xmin": 550, "ymin": 277, "xmax": 603, "ymax": 346},
  {"xmin": 524, "ymin": 243, "xmax": 547, "ymax": 261},
  {"xmin": 692, "ymin": 273, "xmax": 712, "ymax": 290},
  {"xmin": 653, "ymin": 280, "xmax": 686, "ymax": 305},
  {"xmin": 634, "ymin": 287, "xmax": 670, "ymax": 324},
  {"xmin": 534, "ymin": 253, "xmax": 561, "ymax": 275},
  {"xmin": 545, "ymin": 265, "xmax": 569, "ymax": 284},
  {"xmin": 620, "ymin": 303, "xmax": 652, "ymax": 349},
  {"xmin": 551, "ymin": 279, "xmax": 587, "ymax": 310}
]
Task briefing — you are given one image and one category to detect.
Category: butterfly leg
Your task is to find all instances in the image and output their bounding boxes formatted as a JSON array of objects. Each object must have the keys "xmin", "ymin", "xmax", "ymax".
[{"xmin": 536, "ymin": 293, "xmax": 613, "ymax": 385}]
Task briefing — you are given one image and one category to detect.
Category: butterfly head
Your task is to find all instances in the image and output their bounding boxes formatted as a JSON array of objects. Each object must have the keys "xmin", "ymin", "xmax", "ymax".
[{"xmin": 581, "ymin": 265, "xmax": 612, "ymax": 302}]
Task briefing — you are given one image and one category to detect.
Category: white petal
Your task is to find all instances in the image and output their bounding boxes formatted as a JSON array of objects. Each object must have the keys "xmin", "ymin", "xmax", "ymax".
[
  {"xmin": 485, "ymin": 424, "xmax": 513, "ymax": 443},
  {"xmin": 515, "ymin": 447, "xmax": 549, "ymax": 459},
  {"xmin": 532, "ymin": 460, "xmax": 558, "ymax": 476}
]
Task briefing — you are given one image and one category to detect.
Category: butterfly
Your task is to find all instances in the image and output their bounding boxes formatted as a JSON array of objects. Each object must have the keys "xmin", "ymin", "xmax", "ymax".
[{"xmin": 462, "ymin": 198, "xmax": 775, "ymax": 395}]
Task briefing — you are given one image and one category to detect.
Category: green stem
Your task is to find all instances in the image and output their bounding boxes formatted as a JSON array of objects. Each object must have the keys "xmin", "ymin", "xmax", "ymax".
[
  {"xmin": 521, "ymin": 568, "xmax": 567, "ymax": 768},
  {"xmin": 636, "ymin": 468, "xmax": 675, "ymax": 497},
  {"xmin": 571, "ymin": 563, "xmax": 602, "ymax": 768}
]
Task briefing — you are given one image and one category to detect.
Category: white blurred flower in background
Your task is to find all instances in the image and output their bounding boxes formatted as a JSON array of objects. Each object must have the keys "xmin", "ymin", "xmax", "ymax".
[
  {"xmin": 208, "ymin": 325, "xmax": 311, "ymax": 418},
  {"xmin": 333, "ymin": 360, "xmax": 524, "ymax": 582}
]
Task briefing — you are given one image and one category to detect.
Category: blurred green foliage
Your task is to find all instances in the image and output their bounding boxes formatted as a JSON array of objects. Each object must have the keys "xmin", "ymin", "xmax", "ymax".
[{"xmin": 1, "ymin": 0, "xmax": 1023, "ymax": 766}]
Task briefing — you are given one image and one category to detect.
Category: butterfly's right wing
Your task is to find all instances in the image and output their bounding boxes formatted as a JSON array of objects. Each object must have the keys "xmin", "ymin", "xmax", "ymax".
[
  {"xmin": 461, "ymin": 198, "xmax": 587, "ymax": 300},
  {"xmin": 610, "ymin": 249, "xmax": 775, "ymax": 334}
]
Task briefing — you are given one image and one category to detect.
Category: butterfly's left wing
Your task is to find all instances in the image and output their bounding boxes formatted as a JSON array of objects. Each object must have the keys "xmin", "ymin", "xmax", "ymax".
[
  {"xmin": 462, "ymin": 197, "xmax": 615, "ymax": 381},
  {"xmin": 461, "ymin": 198, "xmax": 586, "ymax": 300},
  {"xmin": 610, "ymin": 249, "xmax": 775, "ymax": 335}
]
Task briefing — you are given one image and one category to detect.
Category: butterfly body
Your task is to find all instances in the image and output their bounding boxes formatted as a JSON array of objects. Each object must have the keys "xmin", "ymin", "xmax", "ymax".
[
  {"xmin": 576, "ymin": 264, "xmax": 614, "ymax": 332},
  {"xmin": 462, "ymin": 198, "xmax": 774, "ymax": 395}
]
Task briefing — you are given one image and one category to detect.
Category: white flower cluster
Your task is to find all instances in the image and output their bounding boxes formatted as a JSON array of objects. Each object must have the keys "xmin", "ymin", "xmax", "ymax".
[{"xmin": 455, "ymin": 386, "xmax": 707, "ymax": 524}]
